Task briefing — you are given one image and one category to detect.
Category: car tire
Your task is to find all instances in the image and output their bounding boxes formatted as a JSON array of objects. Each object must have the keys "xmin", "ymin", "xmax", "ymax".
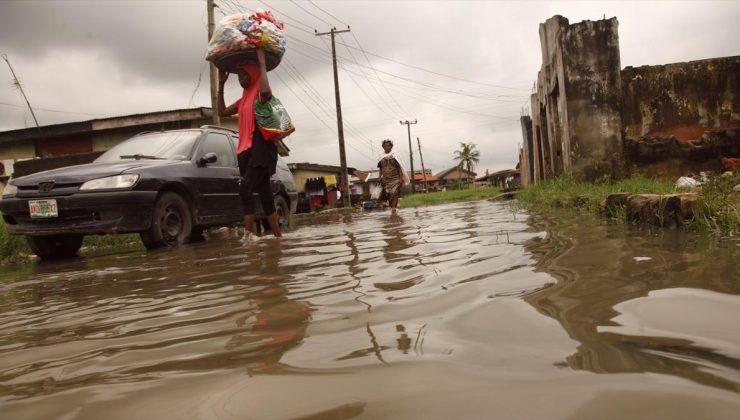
[
  {"xmin": 140, "ymin": 192, "xmax": 192, "ymax": 250},
  {"xmin": 274, "ymin": 195, "xmax": 290, "ymax": 229},
  {"xmin": 26, "ymin": 234, "xmax": 83, "ymax": 260}
]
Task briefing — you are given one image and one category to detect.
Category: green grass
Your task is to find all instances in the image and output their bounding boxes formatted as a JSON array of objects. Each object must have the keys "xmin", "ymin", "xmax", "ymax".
[
  {"xmin": 516, "ymin": 174, "xmax": 740, "ymax": 234},
  {"xmin": 0, "ymin": 218, "xmax": 144, "ymax": 264},
  {"xmin": 0, "ymin": 219, "xmax": 31, "ymax": 263},
  {"xmin": 691, "ymin": 174, "xmax": 740, "ymax": 233},
  {"xmin": 515, "ymin": 174, "xmax": 674, "ymax": 212},
  {"xmin": 80, "ymin": 233, "xmax": 144, "ymax": 257},
  {"xmin": 401, "ymin": 187, "xmax": 501, "ymax": 208}
]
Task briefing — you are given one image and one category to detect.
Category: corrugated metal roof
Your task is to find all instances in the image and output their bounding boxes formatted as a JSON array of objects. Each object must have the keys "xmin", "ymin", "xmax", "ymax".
[{"xmin": 0, "ymin": 107, "xmax": 212, "ymax": 143}]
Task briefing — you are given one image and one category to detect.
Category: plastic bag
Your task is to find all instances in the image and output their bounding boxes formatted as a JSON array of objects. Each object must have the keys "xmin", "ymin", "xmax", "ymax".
[
  {"xmin": 254, "ymin": 96, "xmax": 295, "ymax": 141},
  {"xmin": 675, "ymin": 176, "xmax": 700, "ymax": 189},
  {"xmin": 206, "ymin": 10, "xmax": 285, "ymax": 65},
  {"xmin": 370, "ymin": 184, "xmax": 382, "ymax": 200}
]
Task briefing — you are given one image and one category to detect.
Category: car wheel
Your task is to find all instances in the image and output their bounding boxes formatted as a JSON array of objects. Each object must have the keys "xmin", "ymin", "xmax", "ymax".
[
  {"xmin": 140, "ymin": 192, "xmax": 192, "ymax": 250},
  {"xmin": 274, "ymin": 195, "xmax": 290, "ymax": 228},
  {"xmin": 26, "ymin": 234, "xmax": 83, "ymax": 260}
]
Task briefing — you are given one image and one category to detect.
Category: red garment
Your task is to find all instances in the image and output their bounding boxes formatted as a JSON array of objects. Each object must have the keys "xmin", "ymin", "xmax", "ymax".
[{"xmin": 235, "ymin": 64, "xmax": 262, "ymax": 154}]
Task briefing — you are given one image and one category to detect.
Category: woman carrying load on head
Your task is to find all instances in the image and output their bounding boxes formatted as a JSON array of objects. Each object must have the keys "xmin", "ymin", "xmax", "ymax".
[
  {"xmin": 217, "ymin": 49, "xmax": 287, "ymax": 242},
  {"xmin": 377, "ymin": 139, "xmax": 410, "ymax": 212}
]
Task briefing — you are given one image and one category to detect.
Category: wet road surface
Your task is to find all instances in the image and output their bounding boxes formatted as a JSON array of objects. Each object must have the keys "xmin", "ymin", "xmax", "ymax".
[{"xmin": 1, "ymin": 201, "xmax": 739, "ymax": 419}]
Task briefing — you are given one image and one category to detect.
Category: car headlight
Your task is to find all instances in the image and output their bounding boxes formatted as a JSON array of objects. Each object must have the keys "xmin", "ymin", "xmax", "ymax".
[
  {"xmin": 80, "ymin": 174, "xmax": 140, "ymax": 191},
  {"xmin": 1, "ymin": 183, "xmax": 18, "ymax": 199}
]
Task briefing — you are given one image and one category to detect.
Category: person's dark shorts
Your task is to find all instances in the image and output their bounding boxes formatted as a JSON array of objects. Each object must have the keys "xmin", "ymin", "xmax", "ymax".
[{"xmin": 238, "ymin": 151, "xmax": 275, "ymax": 216}]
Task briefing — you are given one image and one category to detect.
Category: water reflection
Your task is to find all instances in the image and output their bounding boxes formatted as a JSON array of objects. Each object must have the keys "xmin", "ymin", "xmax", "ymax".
[
  {"xmin": 227, "ymin": 241, "xmax": 311, "ymax": 375},
  {"xmin": 523, "ymin": 211, "xmax": 740, "ymax": 392},
  {"xmin": 0, "ymin": 238, "xmax": 312, "ymax": 399},
  {"xmin": 1, "ymin": 201, "xmax": 738, "ymax": 418}
]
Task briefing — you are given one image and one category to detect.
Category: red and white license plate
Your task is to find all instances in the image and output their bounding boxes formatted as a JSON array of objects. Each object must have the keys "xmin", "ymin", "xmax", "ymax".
[{"xmin": 29, "ymin": 199, "xmax": 58, "ymax": 218}]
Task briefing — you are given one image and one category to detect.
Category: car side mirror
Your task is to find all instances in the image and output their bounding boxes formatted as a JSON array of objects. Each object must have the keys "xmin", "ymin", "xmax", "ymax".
[{"xmin": 198, "ymin": 152, "xmax": 218, "ymax": 167}]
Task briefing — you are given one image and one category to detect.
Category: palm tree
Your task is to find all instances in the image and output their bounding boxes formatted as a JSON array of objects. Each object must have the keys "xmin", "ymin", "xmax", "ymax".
[{"xmin": 453, "ymin": 142, "xmax": 480, "ymax": 187}]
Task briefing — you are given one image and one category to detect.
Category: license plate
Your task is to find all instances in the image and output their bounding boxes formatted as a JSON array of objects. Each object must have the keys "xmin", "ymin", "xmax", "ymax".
[{"xmin": 29, "ymin": 199, "xmax": 58, "ymax": 218}]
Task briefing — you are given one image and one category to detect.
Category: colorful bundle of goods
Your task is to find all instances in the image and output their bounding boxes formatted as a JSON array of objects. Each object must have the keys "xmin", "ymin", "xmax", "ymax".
[{"xmin": 206, "ymin": 10, "xmax": 285, "ymax": 71}]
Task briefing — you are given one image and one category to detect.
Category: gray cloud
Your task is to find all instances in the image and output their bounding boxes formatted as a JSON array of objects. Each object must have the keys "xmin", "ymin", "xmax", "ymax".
[{"xmin": 1, "ymin": 0, "xmax": 738, "ymax": 173}]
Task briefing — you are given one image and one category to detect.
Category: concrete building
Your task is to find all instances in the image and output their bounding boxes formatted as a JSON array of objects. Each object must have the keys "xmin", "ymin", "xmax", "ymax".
[
  {"xmin": 410, "ymin": 170, "xmax": 440, "ymax": 192},
  {"xmin": 523, "ymin": 15, "xmax": 624, "ymax": 185},
  {"xmin": 476, "ymin": 169, "xmax": 521, "ymax": 191},
  {"xmin": 521, "ymin": 15, "xmax": 740, "ymax": 185}
]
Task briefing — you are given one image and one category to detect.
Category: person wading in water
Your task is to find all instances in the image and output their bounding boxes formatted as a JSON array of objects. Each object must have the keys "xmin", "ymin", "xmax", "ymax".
[
  {"xmin": 218, "ymin": 49, "xmax": 281, "ymax": 242},
  {"xmin": 377, "ymin": 139, "xmax": 409, "ymax": 212}
]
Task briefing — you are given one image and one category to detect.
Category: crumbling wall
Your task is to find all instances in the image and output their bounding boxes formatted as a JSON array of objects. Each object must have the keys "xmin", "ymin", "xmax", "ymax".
[
  {"xmin": 561, "ymin": 18, "xmax": 624, "ymax": 180},
  {"xmin": 622, "ymin": 56, "xmax": 740, "ymax": 140},
  {"xmin": 622, "ymin": 56, "xmax": 740, "ymax": 177},
  {"xmin": 533, "ymin": 15, "xmax": 569, "ymax": 179},
  {"xmin": 527, "ymin": 15, "xmax": 625, "ymax": 183},
  {"xmin": 519, "ymin": 115, "xmax": 534, "ymax": 186}
]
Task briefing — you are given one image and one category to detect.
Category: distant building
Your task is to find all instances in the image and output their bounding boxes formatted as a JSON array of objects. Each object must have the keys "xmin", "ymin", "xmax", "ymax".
[
  {"xmin": 409, "ymin": 170, "xmax": 440, "ymax": 191},
  {"xmin": 287, "ymin": 162, "xmax": 358, "ymax": 211},
  {"xmin": 476, "ymin": 169, "xmax": 520, "ymax": 191},
  {"xmin": 434, "ymin": 166, "xmax": 477, "ymax": 188}
]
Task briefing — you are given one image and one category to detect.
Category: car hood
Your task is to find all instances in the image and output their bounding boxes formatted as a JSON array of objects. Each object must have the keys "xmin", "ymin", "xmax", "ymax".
[{"xmin": 10, "ymin": 160, "xmax": 178, "ymax": 186}]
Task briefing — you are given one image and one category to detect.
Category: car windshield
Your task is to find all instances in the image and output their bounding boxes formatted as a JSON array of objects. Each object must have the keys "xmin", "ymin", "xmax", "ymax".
[{"xmin": 95, "ymin": 131, "xmax": 201, "ymax": 163}]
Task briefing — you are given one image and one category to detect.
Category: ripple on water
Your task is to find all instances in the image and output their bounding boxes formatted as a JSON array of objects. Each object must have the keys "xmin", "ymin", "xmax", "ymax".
[{"xmin": 0, "ymin": 201, "xmax": 739, "ymax": 418}]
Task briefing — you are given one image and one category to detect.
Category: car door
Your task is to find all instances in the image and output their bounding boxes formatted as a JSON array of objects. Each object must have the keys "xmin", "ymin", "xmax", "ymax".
[{"xmin": 192, "ymin": 132, "xmax": 242, "ymax": 223}]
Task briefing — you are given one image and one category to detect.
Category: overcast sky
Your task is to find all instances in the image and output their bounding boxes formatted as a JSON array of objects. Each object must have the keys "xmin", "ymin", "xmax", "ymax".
[{"xmin": 1, "ymin": 0, "xmax": 738, "ymax": 174}]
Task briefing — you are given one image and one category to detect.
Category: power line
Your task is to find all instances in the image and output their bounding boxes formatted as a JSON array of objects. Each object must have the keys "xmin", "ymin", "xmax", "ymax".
[
  {"xmin": 346, "ymin": 32, "xmax": 411, "ymax": 116},
  {"xmin": 284, "ymin": 59, "xmax": 379, "ymax": 158},
  {"xmin": 307, "ymin": 0, "xmax": 350, "ymax": 27},
  {"xmin": 339, "ymin": 33, "xmax": 407, "ymax": 117},
  {"xmin": 284, "ymin": 35, "xmax": 527, "ymax": 101},
  {"xmin": 288, "ymin": 0, "xmax": 334, "ymax": 27},
  {"xmin": 278, "ymin": 58, "xmax": 377, "ymax": 163},
  {"xmin": 0, "ymin": 101, "xmax": 108, "ymax": 117},
  {"xmin": 319, "ymin": 34, "xmax": 398, "ymax": 119},
  {"xmin": 254, "ymin": 0, "xmax": 315, "ymax": 32}
]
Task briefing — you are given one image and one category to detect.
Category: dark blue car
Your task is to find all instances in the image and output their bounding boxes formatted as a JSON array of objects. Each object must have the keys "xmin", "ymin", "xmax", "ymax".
[{"xmin": 0, "ymin": 126, "xmax": 297, "ymax": 259}]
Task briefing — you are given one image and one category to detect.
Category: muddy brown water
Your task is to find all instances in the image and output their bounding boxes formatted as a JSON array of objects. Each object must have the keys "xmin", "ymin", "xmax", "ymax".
[{"xmin": 0, "ymin": 201, "xmax": 738, "ymax": 419}]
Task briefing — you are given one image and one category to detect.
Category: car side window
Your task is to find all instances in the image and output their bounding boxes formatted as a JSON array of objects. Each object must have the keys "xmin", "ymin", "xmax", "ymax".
[{"xmin": 201, "ymin": 133, "xmax": 236, "ymax": 168}]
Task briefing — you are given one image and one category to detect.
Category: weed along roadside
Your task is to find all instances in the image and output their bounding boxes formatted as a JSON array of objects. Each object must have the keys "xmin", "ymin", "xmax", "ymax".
[
  {"xmin": 0, "ymin": 218, "xmax": 144, "ymax": 264},
  {"xmin": 515, "ymin": 175, "xmax": 740, "ymax": 234}
]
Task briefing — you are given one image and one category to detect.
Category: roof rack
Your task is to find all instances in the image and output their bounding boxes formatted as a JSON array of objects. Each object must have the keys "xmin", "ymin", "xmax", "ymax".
[{"xmin": 200, "ymin": 125, "xmax": 237, "ymax": 134}]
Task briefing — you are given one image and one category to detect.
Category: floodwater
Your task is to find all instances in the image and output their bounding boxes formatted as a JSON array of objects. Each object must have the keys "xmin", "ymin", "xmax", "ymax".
[{"xmin": 0, "ymin": 201, "xmax": 739, "ymax": 419}]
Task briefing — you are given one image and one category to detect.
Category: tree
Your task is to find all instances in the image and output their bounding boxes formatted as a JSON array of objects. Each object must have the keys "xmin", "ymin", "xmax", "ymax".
[{"xmin": 453, "ymin": 142, "xmax": 480, "ymax": 187}]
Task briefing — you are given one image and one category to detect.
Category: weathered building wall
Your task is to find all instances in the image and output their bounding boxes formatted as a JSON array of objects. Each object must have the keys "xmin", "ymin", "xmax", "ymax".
[
  {"xmin": 519, "ymin": 115, "xmax": 534, "ymax": 186},
  {"xmin": 0, "ymin": 142, "xmax": 35, "ymax": 161},
  {"xmin": 561, "ymin": 18, "xmax": 624, "ymax": 180},
  {"xmin": 621, "ymin": 56, "xmax": 740, "ymax": 177},
  {"xmin": 522, "ymin": 15, "xmax": 738, "ymax": 183},
  {"xmin": 527, "ymin": 15, "xmax": 624, "ymax": 183},
  {"xmin": 531, "ymin": 15, "xmax": 568, "ymax": 181},
  {"xmin": 622, "ymin": 56, "xmax": 739, "ymax": 141}
]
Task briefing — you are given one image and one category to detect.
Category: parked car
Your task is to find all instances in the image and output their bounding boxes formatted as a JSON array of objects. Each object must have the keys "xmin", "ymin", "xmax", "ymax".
[{"xmin": 0, "ymin": 126, "xmax": 298, "ymax": 259}]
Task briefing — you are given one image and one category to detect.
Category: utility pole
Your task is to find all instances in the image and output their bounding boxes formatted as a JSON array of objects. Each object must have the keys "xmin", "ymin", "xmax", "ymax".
[
  {"xmin": 417, "ymin": 137, "xmax": 428, "ymax": 192},
  {"xmin": 207, "ymin": 0, "xmax": 220, "ymax": 126},
  {"xmin": 316, "ymin": 27, "xmax": 351, "ymax": 207},
  {"xmin": 399, "ymin": 120, "xmax": 417, "ymax": 193},
  {"xmin": 2, "ymin": 54, "xmax": 40, "ymax": 128}
]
